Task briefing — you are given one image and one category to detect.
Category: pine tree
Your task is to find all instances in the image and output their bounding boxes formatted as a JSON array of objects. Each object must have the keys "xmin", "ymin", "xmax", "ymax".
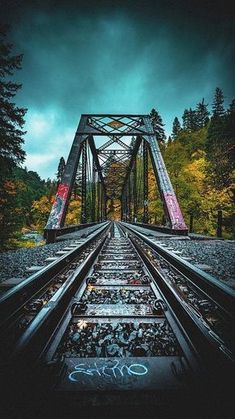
[
  {"xmin": 56, "ymin": 156, "xmax": 65, "ymax": 187},
  {"xmin": 212, "ymin": 87, "xmax": 225, "ymax": 118},
  {"xmin": 182, "ymin": 109, "xmax": 190, "ymax": 130},
  {"xmin": 167, "ymin": 136, "xmax": 172, "ymax": 145},
  {"xmin": 224, "ymin": 99, "xmax": 235, "ymax": 170},
  {"xmin": 150, "ymin": 108, "xmax": 166, "ymax": 143},
  {"xmin": 196, "ymin": 98, "xmax": 210, "ymax": 128},
  {"xmin": 172, "ymin": 117, "xmax": 181, "ymax": 139},
  {"xmin": 0, "ymin": 26, "xmax": 27, "ymax": 247},
  {"xmin": 228, "ymin": 98, "xmax": 235, "ymax": 115},
  {"xmin": 182, "ymin": 108, "xmax": 201, "ymax": 131},
  {"xmin": 205, "ymin": 88, "xmax": 232, "ymax": 188},
  {"xmin": 0, "ymin": 26, "xmax": 27, "ymax": 178}
]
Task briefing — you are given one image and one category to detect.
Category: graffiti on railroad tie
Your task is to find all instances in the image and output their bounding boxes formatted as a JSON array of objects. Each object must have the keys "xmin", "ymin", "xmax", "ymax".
[{"xmin": 68, "ymin": 360, "xmax": 148, "ymax": 382}]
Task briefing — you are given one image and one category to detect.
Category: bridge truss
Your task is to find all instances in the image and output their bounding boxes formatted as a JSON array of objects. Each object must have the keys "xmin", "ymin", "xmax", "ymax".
[{"xmin": 44, "ymin": 114, "xmax": 187, "ymax": 241}]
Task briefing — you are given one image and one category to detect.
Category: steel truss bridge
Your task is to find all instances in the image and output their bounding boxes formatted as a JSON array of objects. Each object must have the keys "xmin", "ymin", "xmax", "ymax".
[{"xmin": 44, "ymin": 114, "xmax": 188, "ymax": 242}]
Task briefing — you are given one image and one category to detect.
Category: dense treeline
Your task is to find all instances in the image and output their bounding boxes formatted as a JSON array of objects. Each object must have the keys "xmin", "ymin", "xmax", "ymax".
[{"xmin": 159, "ymin": 89, "xmax": 235, "ymax": 236}]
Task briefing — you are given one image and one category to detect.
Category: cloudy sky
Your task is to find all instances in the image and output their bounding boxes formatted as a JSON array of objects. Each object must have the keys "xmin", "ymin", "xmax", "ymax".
[{"xmin": 1, "ymin": 0, "xmax": 234, "ymax": 179}]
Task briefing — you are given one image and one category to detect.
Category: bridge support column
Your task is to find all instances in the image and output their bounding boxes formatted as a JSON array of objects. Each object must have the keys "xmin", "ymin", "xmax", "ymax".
[
  {"xmin": 45, "ymin": 117, "xmax": 88, "ymax": 231},
  {"xmin": 97, "ymin": 181, "xmax": 100, "ymax": 222},
  {"xmin": 133, "ymin": 158, "xmax": 137, "ymax": 222},
  {"xmin": 143, "ymin": 139, "xmax": 149, "ymax": 223},
  {"xmin": 81, "ymin": 139, "xmax": 87, "ymax": 224},
  {"xmin": 143, "ymin": 116, "xmax": 187, "ymax": 232},
  {"xmin": 91, "ymin": 160, "xmax": 96, "ymax": 222}
]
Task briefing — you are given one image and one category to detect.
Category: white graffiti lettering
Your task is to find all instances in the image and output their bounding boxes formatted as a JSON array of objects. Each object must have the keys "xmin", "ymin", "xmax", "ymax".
[{"xmin": 68, "ymin": 360, "xmax": 148, "ymax": 382}]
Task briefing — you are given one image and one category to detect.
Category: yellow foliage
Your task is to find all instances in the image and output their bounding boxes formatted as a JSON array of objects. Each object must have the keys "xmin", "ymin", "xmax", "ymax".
[
  {"xmin": 65, "ymin": 199, "xmax": 81, "ymax": 225},
  {"xmin": 31, "ymin": 195, "xmax": 55, "ymax": 231}
]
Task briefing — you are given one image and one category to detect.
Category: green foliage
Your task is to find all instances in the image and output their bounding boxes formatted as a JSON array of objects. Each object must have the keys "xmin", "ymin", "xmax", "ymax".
[
  {"xmin": 196, "ymin": 98, "xmax": 210, "ymax": 128},
  {"xmin": 205, "ymin": 89, "xmax": 235, "ymax": 188},
  {"xmin": 150, "ymin": 108, "xmax": 166, "ymax": 143},
  {"xmin": 0, "ymin": 26, "xmax": 27, "ymax": 177},
  {"xmin": 162, "ymin": 88, "xmax": 234, "ymax": 237},
  {"xmin": 171, "ymin": 117, "xmax": 181, "ymax": 139}
]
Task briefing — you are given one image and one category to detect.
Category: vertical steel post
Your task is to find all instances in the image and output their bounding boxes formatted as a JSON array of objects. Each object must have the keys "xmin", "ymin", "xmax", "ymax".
[
  {"xmin": 128, "ymin": 175, "xmax": 132, "ymax": 221},
  {"xmin": 100, "ymin": 184, "xmax": 104, "ymax": 221},
  {"xmin": 123, "ymin": 188, "xmax": 127, "ymax": 221},
  {"xmin": 81, "ymin": 139, "xmax": 87, "ymax": 224},
  {"xmin": 143, "ymin": 139, "xmax": 149, "ymax": 223},
  {"xmin": 104, "ymin": 194, "xmax": 107, "ymax": 220},
  {"xmin": 133, "ymin": 157, "xmax": 137, "ymax": 222},
  {"xmin": 91, "ymin": 159, "xmax": 96, "ymax": 222},
  {"xmin": 126, "ymin": 182, "xmax": 130, "ymax": 222},
  {"xmin": 97, "ymin": 181, "xmax": 100, "ymax": 222}
]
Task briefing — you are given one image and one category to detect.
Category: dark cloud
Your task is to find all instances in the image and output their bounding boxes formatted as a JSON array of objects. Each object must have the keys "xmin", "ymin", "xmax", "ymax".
[{"xmin": 0, "ymin": 0, "xmax": 234, "ymax": 178}]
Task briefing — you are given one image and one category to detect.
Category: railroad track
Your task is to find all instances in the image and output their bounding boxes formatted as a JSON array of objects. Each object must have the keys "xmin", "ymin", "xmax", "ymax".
[
  {"xmin": 41, "ymin": 223, "xmax": 199, "ymax": 396},
  {"xmin": 0, "ymin": 221, "xmax": 234, "ymax": 413}
]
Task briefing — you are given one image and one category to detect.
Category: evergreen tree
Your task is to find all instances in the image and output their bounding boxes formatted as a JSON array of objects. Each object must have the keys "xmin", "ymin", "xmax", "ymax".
[
  {"xmin": 56, "ymin": 156, "xmax": 65, "ymax": 187},
  {"xmin": 205, "ymin": 88, "xmax": 232, "ymax": 188},
  {"xmin": 182, "ymin": 109, "xmax": 190, "ymax": 130},
  {"xmin": 196, "ymin": 98, "xmax": 210, "ymax": 128},
  {"xmin": 224, "ymin": 99, "xmax": 235, "ymax": 170},
  {"xmin": 182, "ymin": 108, "xmax": 200, "ymax": 131},
  {"xmin": 212, "ymin": 87, "xmax": 225, "ymax": 118},
  {"xmin": 150, "ymin": 108, "xmax": 166, "ymax": 143},
  {"xmin": 228, "ymin": 98, "xmax": 235, "ymax": 114},
  {"xmin": 167, "ymin": 136, "xmax": 172, "ymax": 145},
  {"xmin": 0, "ymin": 26, "xmax": 27, "ymax": 178},
  {"xmin": 172, "ymin": 117, "xmax": 181, "ymax": 139},
  {"xmin": 0, "ymin": 26, "xmax": 27, "ymax": 247}
]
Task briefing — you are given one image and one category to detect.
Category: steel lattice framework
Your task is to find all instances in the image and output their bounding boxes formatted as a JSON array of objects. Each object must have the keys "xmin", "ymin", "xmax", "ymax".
[{"xmin": 45, "ymin": 114, "xmax": 187, "ymax": 239}]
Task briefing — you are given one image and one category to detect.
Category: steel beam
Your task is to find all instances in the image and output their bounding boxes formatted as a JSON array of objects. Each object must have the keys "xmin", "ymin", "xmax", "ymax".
[
  {"xmin": 133, "ymin": 157, "xmax": 137, "ymax": 222},
  {"xmin": 120, "ymin": 136, "xmax": 142, "ymax": 198},
  {"xmin": 89, "ymin": 135, "xmax": 106, "ymax": 191},
  {"xmin": 45, "ymin": 117, "xmax": 88, "ymax": 230},
  {"xmin": 81, "ymin": 139, "xmax": 87, "ymax": 224},
  {"xmin": 91, "ymin": 159, "xmax": 96, "ymax": 222},
  {"xmin": 143, "ymin": 139, "xmax": 149, "ymax": 224},
  {"xmin": 143, "ymin": 116, "xmax": 187, "ymax": 231}
]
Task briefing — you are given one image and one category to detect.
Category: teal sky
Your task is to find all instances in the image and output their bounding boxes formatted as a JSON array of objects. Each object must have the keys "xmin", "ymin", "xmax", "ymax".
[{"xmin": 1, "ymin": 0, "xmax": 234, "ymax": 179}]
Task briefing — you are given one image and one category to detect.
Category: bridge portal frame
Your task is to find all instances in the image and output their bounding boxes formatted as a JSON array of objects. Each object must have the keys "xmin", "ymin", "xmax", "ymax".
[{"xmin": 44, "ymin": 114, "xmax": 187, "ymax": 242}]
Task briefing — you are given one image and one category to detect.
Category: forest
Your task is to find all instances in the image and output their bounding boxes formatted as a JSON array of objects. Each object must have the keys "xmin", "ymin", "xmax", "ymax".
[{"xmin": 0, "ymin": 27, "xmax": 234, "ymax": 250}]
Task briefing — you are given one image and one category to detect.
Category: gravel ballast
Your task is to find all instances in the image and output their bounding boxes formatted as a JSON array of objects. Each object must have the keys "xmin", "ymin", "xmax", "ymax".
[
  {"xmin": 0, "ymin": 239, "xmax": 76, "ymax": 283},
  {"xmin": 0, "ymin": 233, "xmax": 234, "ymax": 289},
  {"xmin": 157, "ymin": 239, "xmax": 235, "ymax": 288}
]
